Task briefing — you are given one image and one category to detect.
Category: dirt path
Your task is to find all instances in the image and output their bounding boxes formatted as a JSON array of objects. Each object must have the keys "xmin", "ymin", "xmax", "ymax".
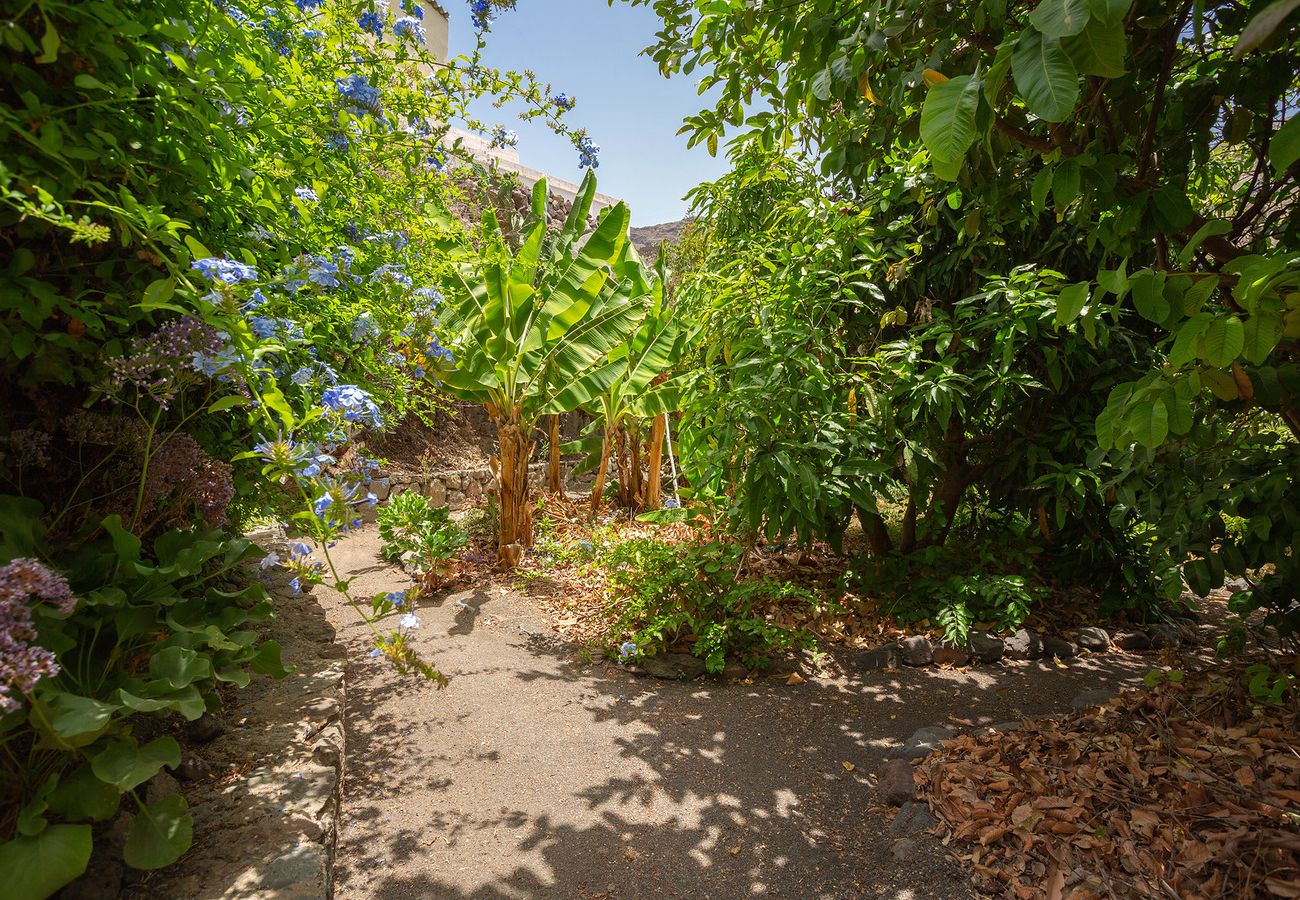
[{"xmin": 314, "ymin": 527, "xmax": 1158, "ymax": 899}]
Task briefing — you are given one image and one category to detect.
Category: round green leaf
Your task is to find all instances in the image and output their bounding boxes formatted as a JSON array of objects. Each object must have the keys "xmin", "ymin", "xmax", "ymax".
[
  {"xmin": 920, "ymin": 75, "xmax": 981, "ymax": 164},
  {"xmin": 124, "ymin": 794, "xmax": 192, "ymax": 870},
  {"xmin": 91, "ymin": 737, "xmax": 180, "ymax": 792},
  {"xmin": 1030, "ymin": 0, "xmax": 1092, "ymax": 37},
  {"xmin": 1127, "ymin": 398, "xmax": 1169, "ymax": 448},
  {"xmin": 1200, "ymin": 316, "xmax": 1245, "ymax": 368},
  {"xmin": 0, "ymin": 825, "xmax": 92, "ymax": 900},
  {"xmin": 1055, "ymin": 281, "xmax": 1091, "ymax": 325}
]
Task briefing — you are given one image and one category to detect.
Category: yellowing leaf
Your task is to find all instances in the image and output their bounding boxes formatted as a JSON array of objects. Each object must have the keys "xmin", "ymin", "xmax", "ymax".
[
  {"xmin": 786, "ymin": 671, "xmax": 805, "ymax": 685},
  {"xmin": 842, "ymin": 760, "xmax": 856, "ymax": 772},
  {"xmin": 922, "ymin": 68, "xmax": 949, "ymax": 86}
]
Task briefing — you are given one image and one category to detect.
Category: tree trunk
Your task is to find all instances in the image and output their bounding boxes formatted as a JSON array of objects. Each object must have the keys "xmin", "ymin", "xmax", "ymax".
[
  {"xmin": 919, "ymin": 465, "xmax": 968, "ymax": 549},
  {"xmin": 590, "ymin": 430, "xmax": 611, "ymax": 516},
  {"xmin": 856, "ymin": 506, "xmax": 893, "ymax": 556},
  {"xmin": 644, "ymin": 414, "xmax": 666, "ymax": 510},
  {"xmin": 547, "ymin": 414, "xmax": 563, "ymax": 494},
  {"xmin": 628, "ymin": 425, "xmax": 644, "ymax": 510},
  {"xmin": 495, "ymin": 415, "xmax": 534, "ymax": 567},
  {"xmin": 899, "ymin": 493, "xmax": 919, "ymax": 555},
  {"xmin": 614, "ymin": 426, "xmax": 633, "ymax": 508}
]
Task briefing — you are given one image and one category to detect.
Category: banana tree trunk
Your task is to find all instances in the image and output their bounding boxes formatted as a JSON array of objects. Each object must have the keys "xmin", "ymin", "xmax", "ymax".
[
  {"xmin": 615, "ymin": 427, "xmax": 634, "ymax": 509},
  {"xmin": 496, "ymin": 415, "xmax": 534, "ymax": 567},
  {"xmin": 547, "ymin": 414, "xmax": 563, "ymax": 494},
  {"xmin": 590, "ymin": 430, "xmax": 611, "ymax": 516},
  {"xmin": 643, "ymin": 414, "xmax": 666, "ymax": 510}
]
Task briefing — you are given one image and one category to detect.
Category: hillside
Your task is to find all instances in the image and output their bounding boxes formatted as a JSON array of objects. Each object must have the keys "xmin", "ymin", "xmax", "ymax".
[{"xmin": 630, "ymin": 218, "xmax": 690, "ymax": 261}]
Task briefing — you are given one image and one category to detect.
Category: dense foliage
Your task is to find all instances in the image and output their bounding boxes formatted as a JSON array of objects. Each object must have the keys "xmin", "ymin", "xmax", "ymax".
[{"xmin": 630, "ymin": 0, "xmax": 1300, "ymax": 640}]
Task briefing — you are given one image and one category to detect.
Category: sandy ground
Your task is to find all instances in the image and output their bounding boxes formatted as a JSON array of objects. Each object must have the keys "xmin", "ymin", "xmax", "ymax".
[{"xmin": 314, "ymin": 527, "xmax": 1160, "ymax": 900}]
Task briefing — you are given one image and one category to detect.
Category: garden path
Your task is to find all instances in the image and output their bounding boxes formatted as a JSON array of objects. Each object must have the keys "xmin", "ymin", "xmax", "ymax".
[{"xmin": 315, "ymin": 527, "xmax": 1156, "ymax": 900}]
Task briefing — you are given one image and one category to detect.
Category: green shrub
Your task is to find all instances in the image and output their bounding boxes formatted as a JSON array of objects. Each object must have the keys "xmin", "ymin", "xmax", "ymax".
[
  {"xmin": 377, "ymin": 492, "xmax": 467, "ymax": 574},
  {"xmin": 601, "ymin": 538, "xmax": 818, "ymax": 673}
]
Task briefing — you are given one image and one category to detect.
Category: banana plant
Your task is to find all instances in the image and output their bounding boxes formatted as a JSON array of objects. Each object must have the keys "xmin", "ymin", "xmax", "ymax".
[
  {"xmin": 433, "ymin": 173, "xmax": 652, "ymax": 563},
  {"xmin": 563, "ymin": 272, "xmax": 692, "ymax": 513}
]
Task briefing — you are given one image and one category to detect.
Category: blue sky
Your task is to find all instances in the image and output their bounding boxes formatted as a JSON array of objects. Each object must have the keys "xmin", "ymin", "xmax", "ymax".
[{"xmin": 445, "ymin": 0, "xmax": 727, "ymax": 226}]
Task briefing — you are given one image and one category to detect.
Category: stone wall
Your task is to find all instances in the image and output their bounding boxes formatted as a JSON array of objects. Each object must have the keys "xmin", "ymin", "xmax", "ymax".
[{"xmin": 372, "ymin": 461, "xmax": 573, "ymax": 510}]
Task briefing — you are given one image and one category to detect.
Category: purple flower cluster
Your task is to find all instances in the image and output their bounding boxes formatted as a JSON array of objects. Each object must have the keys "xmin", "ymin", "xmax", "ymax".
[
  {"xmin": 2, "ymin": 428, "xmax": 52, "ymax": 468},
  {"xmin": 0, "ymin": 558, "xmax": 75, "ymax": 713},
  {"xmin": 129, "ymin": 433, "xmax": 235, "ymax": 527},
  {"xmin": 105, "ymin": 316, "xmax": 223, "ymax": 404}
]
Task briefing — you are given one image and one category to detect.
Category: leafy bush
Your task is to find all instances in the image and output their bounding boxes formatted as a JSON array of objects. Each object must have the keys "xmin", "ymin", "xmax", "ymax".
[
  {"xmin": 377, "ymin": 492, "xmax": 467, "ymax": 576},
  {"xmin": 601, "ymin": 538, "xmax": 818, "ymax": 673}
]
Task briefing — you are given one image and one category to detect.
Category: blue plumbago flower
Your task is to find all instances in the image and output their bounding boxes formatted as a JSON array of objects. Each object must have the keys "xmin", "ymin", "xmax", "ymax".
[
  {"xmin": 254, "ymin": 434, "xmax": 314, "ymax": 471},
  {"xmin": 192, "ymin": 257, "xmax": 258, "ymax": 283},
  {"xmin": 325, "ymin": 133, "xmax": 350, "ymax": 153},
  {"xmin": 337, "ymin": 74, "xmax": 381, "ymax": 116},
  {"xmin": 351, "ymin": 313, "xmax": 379, "ymax": 342},
  {"xmin": 617, "ymin": 641, "xmax": 637, "ymax": 664},
  {"xmin": 289, "ymin": 577, "xmax": 302, "ymax": 595},
  {"xmin": 295, "ymin": 0, "xmax": 325, "ymax": 9},
  {"xmin": 663, "ymin": 497, "xmax": 681, "ymax": 509},
  {"xmin": 364, "ymin": 493, "xmax": 379, "ymax": 507},
  {"xmin": 259, "ymin": 552, "xmax": 281, "ymax": 570},
  {"xmin": 491, "ymin": 127, "xmax": 519, "ymax": 149},
  {"xmin": 580, "ymin": 539, "xmax": 593, "ymax": 551},
  {"xmin": 369, "ymin": 647, "xmax": 383, "ymax": 657},
  {"xmin": 291, "ymin": 365, "xmax": 314, "ymax": 385},
  {"xmin": 369, "ymin": 264, "xmax": 412, "ymax": 288},
  {"xmin": 425, "ymin": 336, "xmax": 454, "ymax": 362},
  {"xmin": 385, "ymin": 590, "xmax": 407, "ymax": 607},
  {"xmin": 301, "ymin": 28, "xmax": 325, "ymax": 43},
  {"xmin": 402, "ymin": 0, "xmax": 424, "ymax": 18},
  {"xmin": 469, "ymin": 0, "xmax": 494, "ymax": 30},
  {"xmin": 577, "ymin": 134, "xmax": 601, "ymax": 169},
  {"xmin": 294, "ymin": 185, "xmax": 319, "ymax": 203},
  {"xmin": 321, "ymin": 384, "xmax": 384, "ymax": 428},
  {"xmin": 245, "ymin": 288, "xmax": 270, "ymax": 311},
  {"xmin": 551, "ymin": 93, "xmax": 573, "ymax": 110},
  {"xmin": 250, "ymin": 316, "xmax": 278, "ymax": 339},
  {"xmin": 299, "ymin": 451, "xmax": 336, "ymax": 478},
  {"xmin": 215, "ymin": 100, "xmax": 250, "ymax": 125},
  {"xmin": 357, "ymin": 11, "xmax": 383, "ymax": 37},
  {"xmin": 425, "ymin": 151, "xmax": 446, "ymax": 172},
  {"xmin": 393, "ymin": 16, "xmax": 424, "ymax": 42},
  {"xmin": 399, "ymin": 613, "xmax": 421, "ymax": 630},
  {"xmin": 312, "ymin": 493, "xmax": 333, "ymax": 519},
  {"xmin": 413, "ymin": 287, "xmax": 443, "ymax": 307},
  {"xmin": 221, "ymin": 3, "xmax": 252, "ymax": 27},
  {"xmin": 413, "ymin": 365, "xmax": 425, "ymax": 379},
  {"xmin": 289, "ymin": 541, "xmax": 313, "ymax": 560}
]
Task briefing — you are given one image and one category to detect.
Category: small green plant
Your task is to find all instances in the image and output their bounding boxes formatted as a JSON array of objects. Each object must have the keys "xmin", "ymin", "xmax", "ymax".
[
  {"xmin": 377, "ymin": 492, "xmax": 467, "ymax": 577},
  {"xmin": 600, "ymin": 538, "xmax": 818, "ymax": 673}
]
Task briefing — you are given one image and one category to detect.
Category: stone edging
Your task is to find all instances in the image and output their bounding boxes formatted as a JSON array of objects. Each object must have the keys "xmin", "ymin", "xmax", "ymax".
[{"xmin": 370, "ymin": 461, "xmax": 572, "ymax": 510}]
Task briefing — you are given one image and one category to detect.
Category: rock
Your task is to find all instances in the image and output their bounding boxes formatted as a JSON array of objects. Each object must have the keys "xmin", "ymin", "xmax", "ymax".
[
  {"xmin": 637, "ymin": 652, "xmax": 707, "ymax": 679},
  {"xmin": 1147, "ymin": 623, "xmax": 1183, "ymax": 649},
  {"xmin": 1112, "ymin": 630, "xmax": 1151, "ymax": 651},
  {"xmin": 889, "ymin": 801, "xmax": 938, "ymax": 837},
  {"xmin": 903, "ymin": 725, "xmax": 956, "ymax": 758},
  {"xmin": 1075, "ymin": 626, "xmax": 1110, "ymax": 652},
  {"xmin": 720, "ymin": 660, "xmax": 750, "ymax": 681},
  {"xmin": 877, "ymin": 758, "xmax": 916, "ymax": 805},
  {"xmin": 1004, "ymin": 628, "xmax": 1043, "ymax": 660},
  {"xmin": 427, "ymin": 480, "xmax": 447, "ymax": 507},
  {"xmin": 899, "ymin": 635, "xmax": 933, "ymax": 667},
  {"xmin": 853, "ymin": 644, "xmax": 900, "ymax": 671},
  {"xmin": 890, "ymin": 838, "xmax": 920, "ymax": 862},
  {"xmin": 370, "ymin": 476, "xmax": 391, "ymax": 501},
  {"xmin": 258, "ymin": 844, "xmax": 326, "ymax": 890},
  {"xmin": 185, "ymin": 712, "xmax": 225, "ymax": 744},
  {"xmin": 1041, "ymin": 635, "xmax": 1078, "ymax": 659},
  {"xmin": 931, "ymin": 638, "xmax": 970, "ymax": 668},
  {"xmin": 1070, "ymin": 688, "xmax": 1117, "ymax": 711},
  {"xmin": 145, "ymin": 772, "xmax": 181, "ymax": 806},
  {"xmin": 1223, "ymin": 576, "xmax": 1250, "ymax": 594},
  {"xmin": 176, "ymin": 754, "xmax": 211, "ymax": 782},
  {"xmin": 968, "ymin": 631, "xmax": 1004, "ymax": 664},
  {"xmin": 989, "ymin": 721, "xmax": 1023, "ymax": 733},
  {"xmin": 318, "ymin": 644, "xmax": 348, "ymax": 660}
]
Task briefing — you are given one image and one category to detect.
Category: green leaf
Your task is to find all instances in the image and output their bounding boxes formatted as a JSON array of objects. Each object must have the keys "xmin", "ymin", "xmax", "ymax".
[
  {"xmin": 1201, "ymin": 316, "xmax": 1245, "ymax": 368},
  {"xmin": 1269, "ymin": 114, "xmax": 1300, "ymax": 175},
  {"xmin": 250, "ymin": 640, "xmax": 291, "ymax": 678},
  {"xmin": 1056, "ymin": 281, "xmax": 1091, "ymax": 325},
  {"xmin": 47, "ymin": 766, "xmax": 122, "ymax": 822},
  {"xmin": 1131, "ymin": 271, "xmax": 1169, "ymax": 323},
  {"xmin": 36, "ymin": 16, "xmax": 60, "ymax": 64},
  {"xmin": 1052, "ymin": 158, "xmax": 1081, "ymax": 208},
  {"xmin": 1030, "ymin": 0, "xmax": 1091, "ymax": 37},
  {"xmin": 40, "ymin": 693, "xmax": 120, "ymax": 747},
  {"xmin": 100, "ymin": 515, "xmax": 141, "ymax": 564},
  {"xmin": 1169, "ymin": 316, "xmax": 1210, "ymax": 367},
  {"xmin": 1242, "ymin": 313, "xmax": 1283, "ymax": 364},
  {"xmin": 207, "ymin": 395, "xmax": 248, "ymax": 413},
  {"xmin": 1062, "ymin": 17, "xmax": 1127, "ymax": 77},
  {"xmin": 1031, "ymin": 168, "xmax": 1052, "ymax": 211},
  {"xmin": 920, "ymin": 74, "xmax": 981, "ymax": 164},
  {"xmin": 1234, "ymin": 0, "xmax": 1300, "ymax": 58},
  {"xmin": 1087, "ymin": 0, "xmax": 1132, "ymax": 26},
  {"xmin": 148, "ymin": 647, "xmax": 212, "ymax": 690},
  {"xmin": 1178, "ymin": 219, "xmax": 1232, "ymax": 265},
  {"xmin": 0, "ymin": 826, "xmax": 92, "ymax": 900},
  {"xmin": 91, "ymin": 737, "xmax": 180, "ymax": 792},
  {"xmin": 139, "ymin": 278, "xmax": 175, "ymax": 311},
  {"xmin": 1012, "ymin": 28, "xmax": 1080, "ymax": 123},
  {"xmin": 1127, "ymin": 398, "xmax": 1169, "ymax": 448},
  {"xmin": 124, "ymin": 795, "xmax": 192, "ymax": 870}
]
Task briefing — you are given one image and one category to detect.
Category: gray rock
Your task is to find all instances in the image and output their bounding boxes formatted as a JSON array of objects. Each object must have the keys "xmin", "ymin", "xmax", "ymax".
[
  {"xmin": 637, "ymin": 652, "xmax": 707, "ymax": 679},
  {"xmin": 889, "ymin": 801, "xmax": 938, "ymax": 836},
  {"xmin": 1041, "ymin": 635, "xmax": 1078, "ymax": 659},
  {"xmin": 318, "ymin": 643, "xmax": 348, "ymax": 660},
  {"xmin": 989, "ymin": 721, "xmax": 1023, "ymax": 733},
  {"xmin": 1004, "ymin": 628, "xmax": 1043, "ymax": 660},
  {"xmin": 854, "ymin": 644, "xmax": 900, "ymax": 671},
  {"xmin": 185, "ymin": 712, "xmax": 224, "ymax": 744},
  {"xmin": 1112, "ymin": 630, "xmax": 1151, "ymax": 651},
  {"xmin": 176, "ymin": 754, "xmax": 211, "ymax": 782},
  {"xmin": 890, "ymin": 838, "xmax": 921, "ymax": 862},
  {"xmin": 1070, "ymin": 688, "xmax": 1117, "ymax": 711},
  {"xmin": 877, "ymin": 758, "xmax": 916, "ymax": 805},
  {"xmin": 899, "ymin": 635, "xmax": 933, "ymax": 667},
  {"xmin": 145, "ymin": 772, "xmax": 181, "ymax": 806},
  {"xmin": 1223, "ymin": 576, "xmax": 1250, "ymax": 594},
  {"xmin": 1146, "ymin": 623, "xmax": 1183, "ymax": 648},
  {"xmin": 968, "ymin": 631, "xmax": 1004, "ymax": 664},
  {"xmin": 931, "ymin": 638, "xmax": 970, "ymax": 668},
  {"xmin": 903, "ymin": 725, "xmax": 956, "ymax": 758},
  {"xmin": 370, "ymin": 476, "xmax": 391, "ymax": 501},
  {"xmin": 1075, "ymin": 626, "xmax": 1110, "ymax": 652},
  {"xmin": 258, "ymin": 844, "xmax": 325, "ymax": 890},
  {"xmin": 720, "ymin": 660, "xmax": 750, "ymax": 681}
]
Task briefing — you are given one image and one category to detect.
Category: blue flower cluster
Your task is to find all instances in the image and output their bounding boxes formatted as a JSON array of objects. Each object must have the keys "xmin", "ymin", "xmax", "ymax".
[
  {"xmin": 193, "ymin": 256, "xmax": 258, "ymax": 284},
  {"xmin": 492, "ymin": 127, "xmax": 519, "ymax": 149},
  {"xmin": 469, "ymin": 0, "xmax": 494, "ymax": 30},
  {"xmin": 393, "ymin": 16, "xmax": 425, "ymax": 43},
  {"xmin": 577, "ymin": 134, "xmax": 600, "ymax": 169},
  {"xmin": 294, "ymin": 185, "xmax": 319, "ymax": 203},
  {"xmin": 351, "ymin": 313, "xmax": 380, "ymax": 342},
  {"xmin": 337, "ymin": 74, "xmax": 382, "ymax": 117},
  {"xmin": 322, "ymin": 384, "xmax": 385, "ymax": 428},
  {"xmin": 358, "ymin": 11, "xmax": 384, "ymax": 37},
  {"xmin": 551, "ymin": 93, "xmax": 573, "ymax": 110},
  {"xmin": 402, "ymin": 0, "xmax": 424, "ymax": 18},
  {"xmin": 294, "ymin": 0, "xmax": 325, "ymax": 9}
]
